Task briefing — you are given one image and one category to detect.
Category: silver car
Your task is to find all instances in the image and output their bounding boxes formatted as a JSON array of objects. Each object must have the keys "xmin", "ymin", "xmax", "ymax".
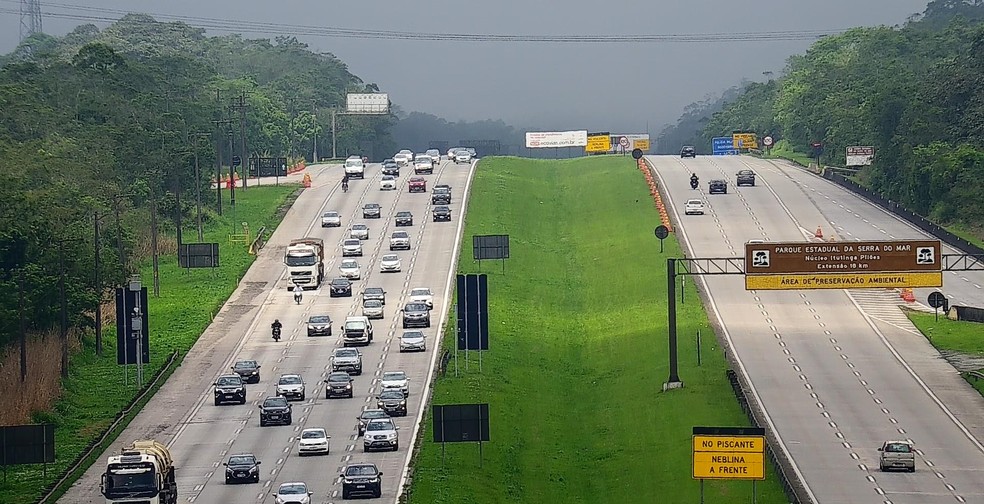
[
  {"xmin": 321, "ymin": 211, "xmax": 341, "ymax": 227},
  {"xmin": 362, "ymin": 299, "xmax": 384, "ymax": 319},
  {"xmin": 425, "ymin": 149, "xmax": 441, "ymax": 163},
  {"xmin": 363, "ymin": 418, "xmax": 399, "ymax": 452},
  {"xmin": 350, "ymin": 224, "xmax": 370, "ymax": 240},
  {"xmin": 399, "ymin": 330, "xmax": 426, "ymax": 352},
  {"xmin": 339, "ymin": 259, "xmax": 361, "ymax": 280},
  {"xmin": 276, "ymin": 374, "xmax": 306, "ymax": 401},
  {"xmin": 380, "ymin": 370, "xmax": 409, "ymax": 397},
  {"xmin": 455, "ymin": 150, "xmax": 472, "ymax": 164},
  {"xmin": 389, "ymin": 231, "xmax": 411, "ymax": 251},
  {"xmin": 342, "ymin": 239, "xmax": 363, "ymax": 257},
  {"xmin": 379, "ymin": 254, "xmax": 402, "ymax": 273}
]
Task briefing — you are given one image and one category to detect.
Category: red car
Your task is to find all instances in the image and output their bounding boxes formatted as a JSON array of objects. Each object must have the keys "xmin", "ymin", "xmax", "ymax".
[{"xmin": 408, "ymin": 177, "xmax": 426, "ymax": 193}]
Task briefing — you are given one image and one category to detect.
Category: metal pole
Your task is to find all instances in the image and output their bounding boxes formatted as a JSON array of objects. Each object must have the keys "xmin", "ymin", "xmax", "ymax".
[
  {"xmin": 193, "ymin": 141, "xmax": 204, "ymax": 241},
  {"xmin": 700, "ymin": 479, "xmax": 704, "ymax": 504},
  {"xmin": 681, "ymin": 274, "xmax": 685, "ymax": 304},
  {"xmin": 19, "ymin": 269, "xmax": 26, "ymax": 382},
  {"xmin": 130, "ymin": 276, "xmax": 143, "ymax": 388},
  {"xmin": 240, "ymin": 90, "xmax": 249, "ymax": 189},
  {"xmin": 228, "ymin": 132, "xmax": 236, "ymax": 207},
  {"xmin": 215, "ymin": 125, "xmax": 223, "ymax": 215},
  {"xmin": 312, "ymin": 104, "xmax": 318, "ymax": 163},
  {"xmin": 665, "ymin": 258, "xmax": 682, "ymax": 388},
  {"xmin": 174, "ymin": 170, "xmax": 183, "ymax": 246},
  {"xmin": 752, "ymin": 480, "xmax": 757, "ymax": 504},
  {"xmin": 696, "ymin": 329, "xmax": 701, "ymax": 367},
  {"xmin": 331, "ymin": 110, "xmax": 337, "ymax": 160},
  {"xmin": 94, "ymin": 212, "xmax": 102, "ymax": 356},
  {"xmin": 59, "ymin": 242, "xmax": 68, "ymax": 378},
  {"xmin": 150, "ymin": 193, "xmax": 160, "ymax": 297}
]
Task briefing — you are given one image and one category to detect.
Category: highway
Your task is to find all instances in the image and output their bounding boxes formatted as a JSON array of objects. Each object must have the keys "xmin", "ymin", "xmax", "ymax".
[
  {"xmin": 60, "ymin": 156, "xmax": 475, "ymax": 503},
  {"xmin": 650, "ymin": 154, "xmax": 984, "ymax": 504}
]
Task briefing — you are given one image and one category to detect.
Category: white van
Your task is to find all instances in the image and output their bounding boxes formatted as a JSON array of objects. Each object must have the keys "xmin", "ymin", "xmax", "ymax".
[{"xmin": 344, "ymin": 156, "xmax": 365, "ymax": 179}]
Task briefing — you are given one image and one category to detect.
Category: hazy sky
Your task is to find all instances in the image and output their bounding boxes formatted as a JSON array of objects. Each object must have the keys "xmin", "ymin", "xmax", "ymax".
[{"xmin": 0, "ymin": 0, "xmax": 930, "ymax": 133}]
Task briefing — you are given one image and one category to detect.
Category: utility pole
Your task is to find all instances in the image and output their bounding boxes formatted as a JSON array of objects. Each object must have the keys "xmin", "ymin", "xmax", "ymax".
[
  {"xmin": 19, "ymin": 269, "xmax": 26, "ymax": 382},
  {"xmin": 192, "ymin": 133, "xmax": 209, "ymax": 241},
  {"xmin": 174, "ymin": 168, "xmax": 183, "ymax": 247},
  {"xmin": 94, "ymin": 211, "xmax": 103, "ymax": 356},
  {"xmin": 229, "ymin": 91, "xmax": 250, "ymax": 188},
  {"xmin": 331, "ymin": 110, "xmax": 337, "ymax": 159},
  {"xmin": 312, "ymin": 103, "xmax": 318, "ymax": 163},
  {"xmin": 57, "ymin": 238, "xmax": 81, "ymax": 378},
  {"xmin": 228, "ymin": 129, "xmax": 236, "ymax": 207},
  {"xmin": 150, "ymin": 188, "xmax": 160, "ymax": 297}
]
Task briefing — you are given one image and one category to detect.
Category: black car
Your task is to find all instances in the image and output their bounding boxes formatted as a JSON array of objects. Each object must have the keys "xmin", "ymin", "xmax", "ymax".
[
  {"xmin": 708, "ymin": 179, "xmax": 728, "ymax": 194},
  {"xmin": 258, "ymin": 396, "xmax": 292, "ymax": 426},
  {"xmin": 381, "ymin": 161, "xmax": 399, "ymax": 176},
  {"xmin": 401, "ymin": 302, "xmax": 431, "ymax": 329},
  {"xmin": 213, "ymin": 374, "xmax": 246, "ymax": 405},
  {"xmin": 363, "ymin": 287, "xmax": 386, "ymax": 305},
  {"xmin": 356, "ymin": 409, "xmax": 391, "ymax": 436},
  {"xmin": 223, "ymin": 453, "xmax": 261, "ymax": 484},
  {"xmin": 362, "ymin": 203, "xmax": 382, "ymax": 219},
  {"xmin": 376, "ymin": 389, "xmax": 408, "ymax": 416},
  {"xmin": 324, "ymin": 371, "xmax": 354, "ymax": 399},
  {"xmin": 431, "ymin": 186, "xmax": 451, "ymax": 205},
  {"xmin": 231, "ymin": 360, "xmax": 261, "ymax": 384},
  {"xmin": 432, "ymin": 206, "xmax": 452, "ymax": 222},
  {"xmin": 329, "ymin": 277, "xmax": 353, "ymax": 297},
  {"xmin": 681, "ymin": 146, "xmax": 697, "ymax": 158},
  {"xmin": 341, "ymin": 463, "xmax": 383, "ymax": 499},
  {"xmin": 395, "ymin": 211, "xmax": 413, "ymax": 227},
  {"xmin": 736, "ymin": 170, "xmax": 756, "ymax": 187}
]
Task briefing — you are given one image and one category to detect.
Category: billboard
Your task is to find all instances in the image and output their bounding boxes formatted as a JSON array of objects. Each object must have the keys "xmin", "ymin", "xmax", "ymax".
[
  {"xmin": 846, "ymin": 146, "xmax": 875, "ymax": 166},
  {"xmin": 585, "ymin": 132, "xmax": 611, "ymax": 153},
  {"xmin": 712, "ymin": 137, "xmax": 738, "ymax": 155},
  {"xmin": 732, "ymin": 133, "xmax": 758, "ymax": 150},
  {"xmin": 525, "ymin": 130, "xmax": 588, "ymax": 148},
  {"xmin": 346, "ymin": 93, "xmax": 389, "ymax": 114}
]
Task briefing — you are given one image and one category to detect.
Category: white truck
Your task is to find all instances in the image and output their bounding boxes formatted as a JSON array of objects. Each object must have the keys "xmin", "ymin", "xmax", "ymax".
[
  {"xmin": 344, "ymin": 156, "xmax": 365, "ymax": 179},
  {"xmin": 100, "ymin": 439, "xmax": 177, "ymax": 504},
  {"xmin": 284, "ymin": 238, "xmax": 325, "ymax": 289}
]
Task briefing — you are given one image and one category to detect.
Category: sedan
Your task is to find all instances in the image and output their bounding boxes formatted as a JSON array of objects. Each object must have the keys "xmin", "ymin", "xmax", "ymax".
[
  {"xmin": 329, "ymin": 277, "xmax": 353, "ymax": 297},
  {"xmin": 432, "ymin": 205, "xmax": 452, "ymax": 221},
  {"xmin": 399, "ymin": 330, "xmax": 426, "ymax": 352},
  {"xmin": 357, "ymin": 409, "xmax": 391, "ymax": 436},
  {"xmin": 395, "ymin": 211, "xmax": 413, "ymax": 226},
  {"xmin": 379, "ymin": 254, "xmax": 402, "ymax": 273},
  {"xmin": 362, "ymin": 299, "xmax": 384, "ymax": 319},
  {"xmin": 339, "ymin": 259, "xmax": 361, "ymax": 280},
  {"xmin": 350, "ymin": 224, "xmax": 370, "ymax": 240},
  {"xmin": 231, "ymin": 360, "xmax": 260, "ymax": 384},
  {"xmin": 413, "ymin": 156, "xmax": 434, "ymax": 174},
  {"xmin": 321, "ymin": 211, "xmax": 341, "ymax": 227},
  {"xmin": 297, "ymin": 427, "xmax": 330, "ymax": 456},
  {"xmin": 363, "ymin": 203, "xmax": 382, "ymax": 219},
  {"xmin": 223, "ymin": 453, "xmax": 261, "ymax": 484},
  {"xmin": 380, "ymin": 370, "xmax": 409, "ymax": 397},
  {"xmin": 273, "ymin": 482, "xmax": 312, "ymax": 504},
  {"xmin": 380, "ymin": 175, "xmax": 397, "ymax": 190},
  {"xmin": 341, "ymin": 238, "xmax": 363, "ymax": 257},
  {"xmin": 276, "ymin": 374, "xmax": 305, "ymax": 401},
  {"xmin": 306, "ymin": 314, "xmax": 332, "ymax": 337},
  {"xmin": 684, "ymin": 199, "xmax": 705, "ymax": 215},
  {"xmin": 324, "ymin": 371, "xmax": 355, "ymax": 398},
  {"xmin": 409, "ymin": 287, "xmax": 434, "ymax": 308}
]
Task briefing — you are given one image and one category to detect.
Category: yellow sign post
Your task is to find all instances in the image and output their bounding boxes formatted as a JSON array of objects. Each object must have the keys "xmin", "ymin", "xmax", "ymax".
[
  {"xmin": 692, "ymin": 427, "xmax": 766, "ymax": 481},
  {"xmin": 585, "ymin": 134, "xmax": 611, "ymax": 153}
]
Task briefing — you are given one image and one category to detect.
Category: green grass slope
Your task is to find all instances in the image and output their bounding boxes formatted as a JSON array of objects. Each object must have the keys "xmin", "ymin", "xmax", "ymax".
[{"xmin": 407, "ymin": 157, "xmax": 787, "ymax": 503}]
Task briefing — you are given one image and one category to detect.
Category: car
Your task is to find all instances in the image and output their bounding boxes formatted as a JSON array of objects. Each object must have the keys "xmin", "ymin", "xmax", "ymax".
[
  {"xmin": 363, "ymin": 203, "xmax": 382, "ymax": 219},
  {"xmin": 395, "ymin": 211, "xmax": 413, "ymax": 226},
  {"xmin": 466, "ymin": 147, "xmax": 477, "ymax": 158},
  {"xmin": 363, "ymin": 417, "xmax": 400, "ymax": 452},
  {"xmin": 356, "ymin": 409, "xmax": 390, "ymax": 436},
  {"xmin": 684, "ymin": 199, "xmax": 705, "ymax": 215},
  {"xmin": 324, "ymin": 371, "xmax": 354, "ymax": 398},
  {"xmin": 381, "ymin": 160, "xmax": 399, "ymax": 176},
  {"xmin": 389, "ymin": 230, "xmax": 411, "ymax": 251},
  {"xmin": 399, "ymin": 330, "xmax": 426, "ymax": 352},
  {"xmin": 431, "ymin": 186, "xmax": 451, "ymax": 205},
  {"xmin": 376, "ymin": 389, "xmax": 408, "ymax": 416},
  {"xmin": 394, "ymin": 149, "xmax": 413, "ymax": 166},
  {"xmin": 297, "ymin": 427, "xmax": 330, "ymax": 456},
  {"xmin": 341, "ymin": 238, "xmax": 363, "ymax": 257},
  {"xmin": 231, "ymin": 360, "xmax": 261, "ymax": 384},
  {"xmin": 363, "ymin": 287, "xmax": 386, "ymax": 305},
  {"xmin": 878, "ymin": 440, "xmax": 916, "ymax": 472},
  {"xmin": 340, "ymin": 463, "xmax": 383, "ymax": 499},
  {"xmin": 331, "ymin": 347, "xmax": 363, "ymax": 375},
  {"xmin": 276, "ymin": 374, "xmax": 306, "ymax": 401},
  {"xmin": 680, "ymin": 146, "xmax": 696, "ymax": 158},
  {"xmin": 213, "ymin": 374, "xmax": 246, "ymax": 405},
  {"xmin": 380, "ymin": 370, "xmax": 410, "ymax": 396},
  {"xmin": 339, "ymin": 259, "xmax": 362, "ymax": 280},
  {"xmin": 344, "ymin": 156, "xmax": 365, "ymax": 179},
  {"xmin": 413, "ymin": 156, "xmax": 433, "ymax": 175},
  {"xmin": 258, "ymin": 396, "xmax": 292, "ymax": 426},
  {"xmin": 432, "ymin": 205, "xmax": 452, "ymax": 221},
  {"xmin": 409, "ymin": 177, "xmax": 427, "ymax": 193},
  {"xmin": 736, "ymin": 169, "xmax": 756, "ymax": 187},
  {"xmin": 306, "ymin": 315, "xmax": 332, "ymax": 337},
  {"xmin": 747, "ymin": 239, "xmax": 766, "ymax": 245},
  {"xmin": 343, "ymin": 316, "xmax": 374, "ymax": 346},
  {"xmin": 447, "ymin": 147, "xmax": 462, "ymax": 159},
  {"xmin": 273, "ymin": 481, "xmax": 312, "ymax": 504},
  {"xmin": 410, "ymin": 287, "xmax": 434, "ymax": 308},
  {"xmin": 329, "ymin": 277, "xmax": 353, "ymax": 297},
  {"xmin": 223, "ymin": 453, "xmax": 260, "ymax": 484},
  {"xmin": 401, "ymin": 302, "xmax": 431, "ymax": 328},
  {"xmin": 379, "ymin": 253, "xmax": 402, "ymax": 273},
  {"xmin": 380, "ymin": 175, "xmax": 397, "ymax": 190},
  {"xmin": 425, "ymin": 148, "xmax": 442, "ymax": 163},
  {"xmin": 321, "ymin": 211, "xmax": 341, "ymax": 227},
  {"xmin": 455, "ymin": 150, "xmax": 472, "ymax": 164},
  {"xmin": 708, "ymin": 179, "xmax": 728, "ymax": 194},
  {"xmin": 350, "ymin": 224, "xmax": 370, "ymax": 240},
  {"xmin": 362, "ymin": 299, "xmax": 384, "ymax": 319}
]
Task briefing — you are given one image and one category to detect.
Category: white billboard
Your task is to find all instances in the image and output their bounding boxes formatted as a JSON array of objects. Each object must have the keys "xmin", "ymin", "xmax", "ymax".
[
  {"xmin": 346, "ymin": 93, "xmax": 390, "ymax": 114},
  {"xmin": 846, "ymin": 146, "xmax": 875, "ymax": 166},
  {"xmin": 525, "ymin": 130, "xmax": 588, "ymax": 148}
]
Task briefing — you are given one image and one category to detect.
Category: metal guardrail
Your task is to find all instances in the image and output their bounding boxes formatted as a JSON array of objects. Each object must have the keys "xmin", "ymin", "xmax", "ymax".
[
  {"xmin": 248, "ymin": 226, "xmax": 268, "ymax": 255},
  {"xmin": 965, "ymin": 370, "xmax": 984, "ymax": 382},
  {"xmin": 35, "ymin": 350, "xmax": 181, "ymax": 504}
]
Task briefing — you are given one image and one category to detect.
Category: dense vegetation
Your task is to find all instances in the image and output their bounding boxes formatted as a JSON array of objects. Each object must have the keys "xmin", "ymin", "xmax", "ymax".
[
  {"xmin": 657, "ymin": 0, "xmax": 984, "ymax": 235},
  {"xmin": 0, "ymin": 14, "xmax": 395, "ymax": 349}
]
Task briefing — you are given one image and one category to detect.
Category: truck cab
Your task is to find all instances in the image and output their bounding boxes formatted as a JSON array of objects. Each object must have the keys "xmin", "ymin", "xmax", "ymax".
[
  {"xmin": 342, "ymin": 316, "xmax": 374, "ymax": 346},
  {"xmin": 101, "ymin": 440, "xmax": 177, "ymax": 504},
  {"xmin": 284, "ymin": 238, "xmax": 325, "ymax": 289}
]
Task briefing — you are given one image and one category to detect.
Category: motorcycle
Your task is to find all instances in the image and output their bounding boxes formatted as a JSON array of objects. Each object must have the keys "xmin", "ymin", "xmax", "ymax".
[
  {"xmin": 342, "ymin": 181, "xmax": 349, "ymax": 193},
  {"xmin": 690, "ymin": 178, "xmax": 699, "ymax": 190},
  {"xmin": 272, "ymin": 327, "xmax": 281, "ymax": 341},
  {"xmin": 293, "ymin": 290, "xmax": 303, "ymax": 305}
]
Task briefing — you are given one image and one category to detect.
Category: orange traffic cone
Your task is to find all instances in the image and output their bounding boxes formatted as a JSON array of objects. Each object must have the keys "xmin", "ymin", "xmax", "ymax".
[{"xmin": 814, "ymin": 226, "xmax": 823, "ymax": 239}]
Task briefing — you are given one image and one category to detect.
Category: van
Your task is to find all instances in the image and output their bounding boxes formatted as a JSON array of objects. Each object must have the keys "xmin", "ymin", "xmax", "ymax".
[
  {"xmin": 343, "ymin": 316, "xmax": 374, "ymax": 346},
  {"xmin": 344, "ymin": 156, "xmax": 365, "ymax": 179}
]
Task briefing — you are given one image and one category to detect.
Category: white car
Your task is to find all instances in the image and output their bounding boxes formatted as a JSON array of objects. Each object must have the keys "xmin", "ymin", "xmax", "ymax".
[
  {"xmin": 409, "ymin": 287, "xmax": 433, "ymax": 308},
  {"xmin": 413, "ymin": 156, "xmax": 434, "ymax": 174},
  {"xmin": 389, "ymin": 230, "xmax": 411, "ymax": 251},
  {"xmin": 425, "ymin": 149, "xmax": 442, "ymax": 163},
  {"xmin": 455, "ymin": 150, "xmax": 472, "ymax": 164},
  {"xmin": 321, "ymin": 211, "xmax": 341, "ymax": 227},
  {"xmin": 342, "ymin": 238, "xmax": 363, "ymax": 257},
  {"xmin": 350, "ymin": 224, "xmax": 370, "ymax": 240},
  {"xmin": 447, "ymin": 147, "xmax": 461, "ymax": 159},
  {"xmin": 363, "ymin": 418, "xmax": 400, "ymax": 452},
  {"xmin": 362, "ymin": 299, "xmax": 384, "ymax": 319},
  {"xmin": 380, "ymin": 175, "xmax": 396, "ymax": 190},
  {"xmin": 399, "ymin": 330, "xmax": 426, "ymax": 352},
  {"xmin": 684, "ymin": 199, "xmax": 704, "ymax": 215},
  {"xmin": 339, "ymin": 259, "xmax": 361, "ymax": 280},
  {"xmin": 394, "ymin": 150, "xmax": 413, "ymax": 166},
  {"xmin": 274, "ymin": 482, "xmax": 312, "ymax": 504},
  {"xmin": 380, "ymin": 370, "xmax": 409, "ymax": 396},
  {"xmin": 297, "ymin": 427, "xmax": 330, "ymax": 456},
  {"xmin": 276, "ymin": 374, "xmax": 306, "ymax": 401},
  {"xmin": 379, "ymin": 254, "xmax": 402, "ymax": 272}
]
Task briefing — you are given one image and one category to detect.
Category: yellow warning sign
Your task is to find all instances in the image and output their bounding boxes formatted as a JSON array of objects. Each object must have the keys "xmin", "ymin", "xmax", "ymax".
[
  {"xmin": 585, "ymin": 135, "xmax": 611, "ymax": 153},
  {"xmin": 693, "ymin": 436, "xmax": 765, "ymax": 453},
  {"xmin": 744, "ymin": 271, "xmax": 943, "ymax": 291},
  {"xmin": 693, "ymin": 452, "xmax": 765, "ymax": 480},
  {"xmin": 632, "ymin": 139, "xmax": 651, "ymax": 152},
  {"xmin": 732, "ymin": 133, "xmax": 758, "ymax": 150}
]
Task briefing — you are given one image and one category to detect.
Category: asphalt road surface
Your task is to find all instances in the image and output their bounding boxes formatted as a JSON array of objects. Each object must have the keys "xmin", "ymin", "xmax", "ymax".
[
  {"xmin": 650, "ymin": 154, "xmax": 984, "ymax": 504},
  {"xmin": 60, "ymin": 157, "xmax": 476, "ymax": 503}
]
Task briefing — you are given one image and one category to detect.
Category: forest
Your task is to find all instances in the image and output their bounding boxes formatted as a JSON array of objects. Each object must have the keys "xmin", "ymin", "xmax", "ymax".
[
  {"xmin": 0, "ymin": 14, "xmax": 397, "ymax": 349},
  {"xmin": 657, "ymin": 0, "xmax": 984, "ymax": 236}
]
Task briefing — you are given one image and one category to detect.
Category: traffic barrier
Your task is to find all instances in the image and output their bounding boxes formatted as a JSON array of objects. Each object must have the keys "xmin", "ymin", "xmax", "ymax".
[
  {"xmin": 901, "ymin": 288, "xmax": 915, "ymax": 302},
  {"xmin": 302, "ymin": 173, "xmax": 312, "ymax": 188},
  {"xmin": 814, "ymin": 226, "xmax": 823, "ymax": 239}
]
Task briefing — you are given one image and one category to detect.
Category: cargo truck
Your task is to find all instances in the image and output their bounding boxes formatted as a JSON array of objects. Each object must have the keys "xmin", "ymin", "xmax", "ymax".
[
  {"xmin": 284, "ymin": 238, "xmax": 325, "ymax": 289},
  {"xmin": 100, "ymin": 439, "xmax": 177, "ymax": 504}
]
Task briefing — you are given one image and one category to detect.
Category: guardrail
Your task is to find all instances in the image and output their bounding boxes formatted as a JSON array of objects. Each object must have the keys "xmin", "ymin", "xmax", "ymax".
[
  {"xmin": 36, "ymin": 350, "xmax": 181, "ymax": 504},
  {"xmin": 965, "ymin": 370, "xmax": 984, "ymax": 382},
  {"xmin": 248, "ymin": 226, "xmax": 268, "ymax": 255}
]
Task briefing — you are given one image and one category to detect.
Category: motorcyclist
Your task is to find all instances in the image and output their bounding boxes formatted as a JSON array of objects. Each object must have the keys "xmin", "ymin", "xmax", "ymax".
[
  {"xmin": 292, "ymin": 283, "xmax": 303, "ymax": 304},
  {"xmin": 341, "ymin": 173, "xmax": 349, "ymax": 192},
  {"xmin": 690, "ymin": 173, "xmax": 699, "ymax": 189},
  {"xmin": 271, "ymin": 319, "xmax": 282, "ymax": 340}
]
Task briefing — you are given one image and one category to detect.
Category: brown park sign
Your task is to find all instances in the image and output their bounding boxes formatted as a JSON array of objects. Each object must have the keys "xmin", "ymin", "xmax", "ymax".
[{"xmin": 744, "ymin": 240, "xmax": 942, "ymax": 275}]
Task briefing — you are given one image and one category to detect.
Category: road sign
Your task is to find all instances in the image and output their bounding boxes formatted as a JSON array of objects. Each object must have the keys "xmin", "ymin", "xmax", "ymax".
[
  {"xmin": 654, "ymin": 225, "xmax": 669, "ymax": 240},
  {"xmin": 618, "ymin": 136, "xmax": 629, "ymax": 148},
  {"xmin": 745, "ymin": 271, "xmax": 943, "ymax": 290},
  {"xmin": 846, "ymin": 146, "xmax": 875, "ymax": 166},
  {"xmin": 631, "ymin": 148, "xmax": 643, "ymax": 160},
  {"xmin": 692, "ymin": 427, "xmax": 765, "ymax": 480},
  {"xmin": 585, "ymin": 133, "xmax": 611, "ymax": 153},
  {"xmin": 928, "ymin": 291, "xmax": 947, "ymax": 309},
  {"xmin": 732, "ymin": 133, "xmax": 758, "ymax": 150},
  {"xmin": 763, "ymin": 136, "xmax": 774, "ymax": 147},
  {"xmin": 712, "ymin": 137, "xmax": 738, "ymax": 156},
  {"xmin": 633, "ymin": 139, "xmax": 651, "ymax": 151},
  {"xmin": 744, "ymin": 240, "xmax": 942, "ymax": 275}
]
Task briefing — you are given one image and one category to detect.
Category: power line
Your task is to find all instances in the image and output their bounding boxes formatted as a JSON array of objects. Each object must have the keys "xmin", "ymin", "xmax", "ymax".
[{"xmin": 0, "ymin": 0, "xmax": 846, "ymax": 44}]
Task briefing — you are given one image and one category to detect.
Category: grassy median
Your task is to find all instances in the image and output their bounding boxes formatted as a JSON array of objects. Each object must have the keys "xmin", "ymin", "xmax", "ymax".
[
  {"xmin": 408, "ymin": 157, "xmax": 787, "ymax": 503},
  {"xmin": 908, "ymin": 312, "xmax": 984, "ymax": 395},
  {"xmin": 0, "ymin": 184, "xmax": 299, "ymax": 504}
]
